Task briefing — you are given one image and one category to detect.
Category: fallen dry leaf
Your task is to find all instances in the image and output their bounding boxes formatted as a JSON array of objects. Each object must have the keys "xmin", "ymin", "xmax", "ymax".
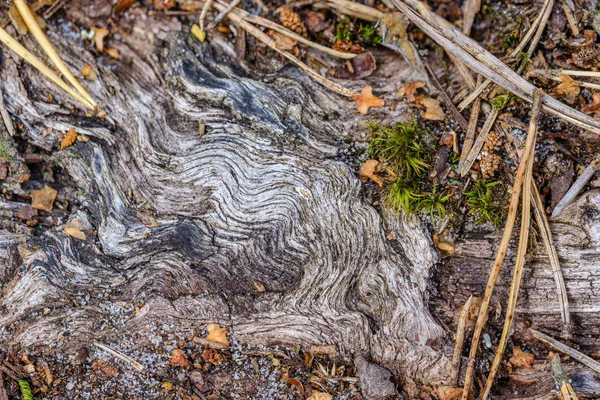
[
  {"xmin": 64, "ymin": 220, "xmax": 86, "ymax": 240},
  {"xmin": 31, "ymin": 185, "xmax": 57, "ymax": 212},
  {"xmin": 286, "ymin": 377, "xmax": 304, "ymax": 395},
  {"xmin": 436, "ymin": 386, "xmax": 463, "ymax": 400},
  {"xmin": 202, "ymin": 348, "xmax": 224, "ymax": 364},
  {"xmin": 93, "ymin": 27, "xmax": 109, "ymax": 52},
  {"xmin": 509, "ymin": 347, "xmax": 534, "ymax": 368},
  {"xmin": 81, "ymin": 64, "xmax": 97, "ymax": 81},
  {"xmin": 191, "ymin": 24, "xmax": 206, "ymax": 43},
  {"xmin": 205, "ymin": 324, "xmax": 229, "ymax": 346},
  {"xmin": 92, "ymin": 359, "xmax": 119, "ymax": 379},
  {"xmin": 416, "ymin": 96, "xmax": 445, "ymax": 121},
  {"xmin": 353, "ymin": 86, "xmax": 384, "ymax": 115},
  {"xmin": 169, "ymin": 349, "xmax": 191, "ymax": 368},
  {"xmin": 253, "ymin": 281, "xmax": 266, "ymax": 292},
  {"xmin": 64, "ymin": 227, "xmax": 86, "ymax": 241},
  {"xmin": 582, "ymin": 92, "xmax": 600, "ymax": 115},
  {"xmin": 359, "ymin": 159, "xmax": 383, "ymax": 187},
  {"xmin": 398, "ymin": 81, "xmax": 426, "ymax": 102},
  {"xmin": 268, "ymin": 30, "xmax": 297, "ymax": 51},
  {"xmin": 307, "ymin": 392, "xmax": 332, "ymax": 400},
  {"xmin": 61, "ymin": 128, "xmax": 77, "ymax": 150},
  {"xmin": 552, "ymin": 74, "xmax": 581, "ymax": 104},
  {"xmin": 106, "ymin": 48, "xmax": 120, "ymax": 59},
  {"xmin": 154, "ymin": 0, "xmax": 176, "ymax": 10},
  {"xmin": 114, "ymin": 0, "xmax": 135, "ymax": 15}
]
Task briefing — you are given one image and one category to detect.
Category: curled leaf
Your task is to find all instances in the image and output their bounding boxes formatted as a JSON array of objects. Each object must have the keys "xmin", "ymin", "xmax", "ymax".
[
  {"xmin": 415, "ymin": 96, "xmax": 445, "ymax": 121},
  {"xmin": 307, "ymin": 392, "xmax": 332, "ymax": 400},
  {"xmin": 170, "ymin": 349, "xmax": 191, "ymax": 368},
  {"xmin": 582, "ymin": 92, "xmax": 600, "ymax": 115},
  {"xmin": 359, "ymin": 159, "xmax": 383, "ymax": 187},
  {"xmin": 93, "ymin": 27, "xmax": 109, "ymax": 52},
  {"xmin": 398, "ymin": 81, "xmax": 426, "ymax": 102},
  {"xmin": 509, "ymin": 347, "xmax": 534, "ymax": 368},
  {"xmin": 552, "ymin": 74, "xmax": 581, "ymax": 104},
  {"xmin": 353, "ymin": 86, "xmax": 384, "ymax": 115}
]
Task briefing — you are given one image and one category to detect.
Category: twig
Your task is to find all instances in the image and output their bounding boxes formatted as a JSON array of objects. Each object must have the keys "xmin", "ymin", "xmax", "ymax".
[
  {"xmin": 93, "ymin": 342, "xmax": 144, "ymax": 372},
  {"xmin": 451, "ymin": 295, "xmax": 475, "ymax": 386},
  {"xmin": 457, "ymin": 0, "xmax": 554, "ymax": 111},
  {"xmin": 549, "ymin": 352, "xmax": 579, "ymax": 400},
  {"xmin": 560, "ymin": 0, "xmax": 579, "ymax": 37},
  {"xmin": 425, "ymin": 63, "xmax": 468, "ymax": 131},
  {"xmin": 207, "ymin": 0, "xmax": 241, "ymax": 30},
  {"xmin": 530, "ymin": 328, "xmax": 600, "ymax": 375},
  {"xmin": 0, "ymin": 85, "xmax": 15, "ymax": 137},
  {"xmin": 216, "ymin": 2, "xmax": 357, "ymax": 97},
  {"xmin": 238, "ymin": 10, "xmax": 357, "ymax": 59},
  {"xmin": 480, "ymin": 91, "xmax": 542, "ymax": 399},
  {"xmin": 43, "ymin": 0, "xmax": 67, "ymax": 19},
  {"xmin": 460, "ymin": 89, "xmax": 544, "ymax": 400},
  {"xmin": 392, "ymin": 0, "xmax": 600, "ymax": 135},
  {"xmin": 14, "ymin": 0, "xmax": 97, "ymax": 108},
  {"xmin": 0, "ymin": 27, "xmax": 95, "ymax": 110},
  {"xmin": 551, "ymin": 158, "xmax": 600, "ymax": 217},
  {"xmin": 462, "ymin": 0, "xmax": 480, "ymax": 36},
  {"xmin": 534, "ymin": 69, "xmax": 600, "ymax": 78},
  {"xmin": 459, "ymin": 76, "xmax": 482, "ymax": 168},
  {"xmin": 527, "ymin": 72, "xmax": 600, "ymax": 90},
  {"xmin": 500, "ymin": 122, "xmax": 571, "ymax": 336},
  {"xmin": 459, "ymin": 107, "xmax": 499, "ymax": 177},
  {"xmin": 199, "ymin": 0, "xmax": 214, "ymax": 32}
]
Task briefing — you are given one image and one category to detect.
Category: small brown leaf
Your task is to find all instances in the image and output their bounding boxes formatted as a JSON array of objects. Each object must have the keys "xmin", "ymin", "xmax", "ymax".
[
  {"xmin": 114, "ymin": 0, "xmax": 135, "ymax": 15},
  {"xmin": 169, "ymin": 349, "xmax": 191, "ymax": 368},
  {"xmin": 416, "ymin": 96, "xmax": 445, "ymax": 121},
  {"xmin": 268, "ymin": 30, "xmax": 297, "ymax": 51},
  {"xmin": 398, "ymin": 81, "xmax": 426, "ymax": 102},
  {"xmin": 64, "ymin": 220, "xmax": 87, "ymax": 241},
  {"xmin": 286, "ymin": 377, "xmax": 304, "ymax": 395},
  {"xmin": 92, "ymin": 360, "xmax": 119, "ymax": 378},
  {"xmin": 582, "ymin": 92, "xmax": 600, "ymax": 115},
  {"xmin": 253, "ymin": 281, "xmax": 266, "ymax": 292},
  {"xmin": 31, "ymin": 185, "xmax": 57, "ymax": 212},
  {"xmin": 93, "ymin": 27, "xmax": 109, "ymax": 52},
  {"xmin": 509, "ymin": 347, "xmax": 534, "ymax": 368},
  {"xmin": 307, "ymin": 392, "xmax": 332, "ymax": 400},
  {"xmin": 353, "ymin": 86, "xmax": 384, "ymax": 115},
  {"xmin": 552, "ymin": 74, "xmax": 581, "ymax": 103},
  {"xmin": 436, "ymin": 386, "xmax": 463, "ymax": 400},
  {"xmin": 61, "ymin": 128, "xmax": 77, "ymax": 149},
  {"xmin": 81, "ymin": 64, "xmax": 97, "ymax": 81},
  {"xmin": 106, "ymin": 48, "xmax": 120, "ymax": 59},
  {"xmin": 359, "ymin": 160, "xmax": 383, "ymax": 187},
  {"xmin": 205, "ymin": 324, "xmax": 229, "ymax": 346}
]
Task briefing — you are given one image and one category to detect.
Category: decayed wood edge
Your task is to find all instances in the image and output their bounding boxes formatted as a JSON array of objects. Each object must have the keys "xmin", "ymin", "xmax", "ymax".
[
  {"xmin": 391, "ymin": 0, "xmax": 600, "ymax": 135},
  {"xmin": 531, "ymin": 329, "xmax": 600, "ymax": 375},
  {"xmin": 500, "ymin": 122, "xmax": 571, "ymax": 336},
  {"xmin": 551, "ymin": 159, "xmax": 600, "ymax": 217},
  {"xmin": 460, "ymin": 90, "xmax": 543, "ymax": 400},
  {"xmin": 549, "ymin": 352, "xmax": 580, "ymax": 400},
  {"xmin": 480, "ymin": 93, "xmax": 541, "ymax": 399},
  {"xmin": 450, "ymin": 295, "xmax": 474, "ymax": 386},
  {"xmin": 0, "ymin": 11, "xmax": 456, "ymax": 391}
]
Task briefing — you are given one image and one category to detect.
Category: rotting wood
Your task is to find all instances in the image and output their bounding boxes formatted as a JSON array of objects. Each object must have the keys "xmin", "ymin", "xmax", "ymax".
[
  {"xmin": 460, "ymin": 90, "xmax": 544, "ymax": 400},
  {"xmin": 551, "ymin": 159, "xmax": 600, "ymax": 217},
  {"xmin": 480, "ymin": 91, "xmax": 542, "ymax": 399}
]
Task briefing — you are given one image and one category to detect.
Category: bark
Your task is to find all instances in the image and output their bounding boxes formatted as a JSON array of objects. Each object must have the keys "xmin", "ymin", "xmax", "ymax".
[{"xmin": 1, "ymin": 1, "xmax": 600, "ymax": 398}]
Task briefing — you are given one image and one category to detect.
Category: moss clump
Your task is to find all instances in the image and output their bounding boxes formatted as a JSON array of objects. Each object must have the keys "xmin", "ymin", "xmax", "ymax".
[
  {"xmin": 464, "ymin": 179, "xmax": 506, "ymax": 227},
  {"xmin": 367, "ymin": 121, "xmax": 430, "ymax": 178},
  {"xmin": 366, "ymin": 121, "xmax": 451, "ymax": 221},
  {"xmin": 492, "ymin": 91, "xmax": 515, "ymax": 110},
  {"xmin": 0, "ymin": 140, "xmax": 12, "ymax": 161}
]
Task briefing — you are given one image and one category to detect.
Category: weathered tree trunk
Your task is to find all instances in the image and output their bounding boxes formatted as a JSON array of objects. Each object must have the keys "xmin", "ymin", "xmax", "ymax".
[{"xmin": 1, "ymin": 1, "xmax": 600, "ymax": 398}]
